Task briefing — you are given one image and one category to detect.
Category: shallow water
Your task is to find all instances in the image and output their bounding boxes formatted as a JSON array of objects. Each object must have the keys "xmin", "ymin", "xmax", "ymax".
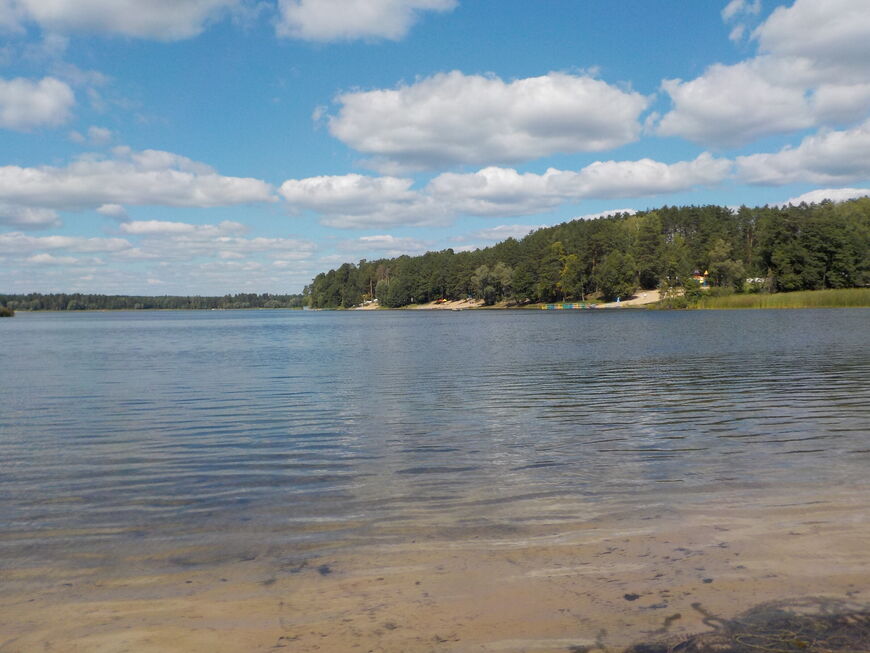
[{"xmin": 1, "ymin": 309, "xmax": 868, "ymax": 650}]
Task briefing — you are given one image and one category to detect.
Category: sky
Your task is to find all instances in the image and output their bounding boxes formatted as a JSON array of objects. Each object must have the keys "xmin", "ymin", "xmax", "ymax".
[{"xmin": 1, "ymin": 0, "xmax": 869, "ymax": 296}]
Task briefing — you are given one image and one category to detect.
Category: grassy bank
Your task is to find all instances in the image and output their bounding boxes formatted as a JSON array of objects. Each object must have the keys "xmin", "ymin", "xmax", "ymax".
[
  {"xmin": 695, "ymin": 287, "xmax": 870, "ymax": 309},
  {"xmin": 0, "ymin": 306, "xmax": 14, "ymax": 317}
]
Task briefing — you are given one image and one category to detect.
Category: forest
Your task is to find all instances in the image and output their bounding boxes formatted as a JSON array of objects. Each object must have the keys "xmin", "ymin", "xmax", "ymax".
[
  {"xmin": 0, "ymin": 292, "xmax": 305, "ymax": 311},
  {"xmin": 306, "ymin": 199, "xmax": 870, "ymax": 309}
]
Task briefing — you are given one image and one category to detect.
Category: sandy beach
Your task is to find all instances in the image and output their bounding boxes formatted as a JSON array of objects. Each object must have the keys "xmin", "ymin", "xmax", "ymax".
[
  {"xmin": 356, "ymin": 291, "xmax": 662, "ymax": 311},
  {"xmin": 2, "ymin": 483, "xmax": 866, "ymax": 652}
]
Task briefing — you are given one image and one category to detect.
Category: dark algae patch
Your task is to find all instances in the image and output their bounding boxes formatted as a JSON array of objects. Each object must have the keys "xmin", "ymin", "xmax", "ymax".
[{"xmin": 622, "ymin": 598, "xmax": 870, "ymax": 653}]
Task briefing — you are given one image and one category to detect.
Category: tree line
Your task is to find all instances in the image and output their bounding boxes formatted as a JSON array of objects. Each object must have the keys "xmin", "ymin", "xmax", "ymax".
[
  {"xmin": 307, "ymin": 199, "xmax": 870, "ymax": 309},
  {"xmin": 0, "ymin": 293, "xmax": 306, "ymax": 311}
]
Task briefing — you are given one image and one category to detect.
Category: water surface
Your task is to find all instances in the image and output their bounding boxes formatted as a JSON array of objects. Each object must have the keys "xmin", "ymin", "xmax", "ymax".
[{"xmin": 1, "ymin": 309, "xmax": 867, "ymax": 577}]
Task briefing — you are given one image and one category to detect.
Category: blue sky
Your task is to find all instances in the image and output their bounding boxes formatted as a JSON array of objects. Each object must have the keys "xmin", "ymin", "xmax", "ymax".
[{"xmin": 1, "ymin": 0, "xmax": 869, "ymax": 295}]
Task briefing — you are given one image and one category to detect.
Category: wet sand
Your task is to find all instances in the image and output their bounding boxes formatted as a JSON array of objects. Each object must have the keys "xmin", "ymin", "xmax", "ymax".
[{"xmin": 1, "ymin": 485, "xmax": 867, "ymax": 652}]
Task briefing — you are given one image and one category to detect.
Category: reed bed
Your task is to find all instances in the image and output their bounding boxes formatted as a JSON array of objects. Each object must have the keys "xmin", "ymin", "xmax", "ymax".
[{"xmin": 696, "ymin": 288, "xmax": 870, "ymax": 309}]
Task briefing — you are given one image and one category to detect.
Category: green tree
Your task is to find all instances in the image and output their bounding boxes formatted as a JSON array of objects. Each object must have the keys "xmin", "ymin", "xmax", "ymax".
[
  {"xmin": 634, "ymin": 212, "xmax": 665, "ymax": 289},
  {"xmin": 536, "ymin": 241, "xmax": 566, "ymax": 301},
  {"xmin": 595, "ymin": 251, "xmax": 637, "ymax": 301},
  {"xmin": 560, "ymin": 253, "xmax": 588, "ymax": 300},
  {"xmin": 707, "ymin": 238, "xmax": 746, "ymax": 290},
  {"xmin": 511, "ymin": 260, "xmax": 537, "ymax": 303},
  {"xmin": 375, "ymin": 279, "xmax": 390, "ymax": 303}
]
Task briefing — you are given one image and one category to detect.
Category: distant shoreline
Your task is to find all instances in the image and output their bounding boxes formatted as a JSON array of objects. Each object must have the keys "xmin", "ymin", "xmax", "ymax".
[{"xmin": 4, "ymin": 288, "xmax": 868, "ymax": 312}]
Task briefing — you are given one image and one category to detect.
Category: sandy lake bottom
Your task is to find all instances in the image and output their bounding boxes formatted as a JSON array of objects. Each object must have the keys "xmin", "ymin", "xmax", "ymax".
[{"xmin": 2, "ymin": 483, "xmax": 867, "ymax": 653}]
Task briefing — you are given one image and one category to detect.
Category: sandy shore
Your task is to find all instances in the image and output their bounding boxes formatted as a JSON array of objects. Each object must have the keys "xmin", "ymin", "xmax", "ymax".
[
  {"xmin": 406, "ymin": 299, "xmax": 485, "ymax": 310},
  {"xmin": 354, "ymin": 298, "xmax": 485, "ymax": 310},
  {"xmin": 1, "ymin": 484, "xmax": 866, "ymax": 652},
  {"xmin": 354, "ymin": 292, "xmax": 662, "ymax": 311},
  {"xmin": 597, "ymin": 289, "xmax": 660, "ymax": 308}
]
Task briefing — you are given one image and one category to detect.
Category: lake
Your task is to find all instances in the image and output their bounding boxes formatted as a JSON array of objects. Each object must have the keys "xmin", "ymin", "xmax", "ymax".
[{"xmin": 1, "ymin": 309, "xmax": 868, "ymax": 651}]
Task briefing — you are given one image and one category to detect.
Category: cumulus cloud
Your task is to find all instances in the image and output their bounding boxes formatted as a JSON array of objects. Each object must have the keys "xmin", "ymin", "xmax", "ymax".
[
  {"xmin": 111, "ymin": 219, "xmax": 316, "ymax": 262},
  {"xmin": 326, "ymin": 71, "xmax": 650, "ymax": 172},
  {"xmin": 0, "ymin": 232, "xmax": 131, "ymax": 254},
  {"xmin": 96, "ymin": 203, "xmax": 128, "ymax": 220},
  {"xmin": 280, "ymin": 154, "xmax": 730, "ymax": 228},
  {"xmin": 0, "ymin": 147, "xmax": 275, "ymax": 211},
  {"xmin": 0, "ymin": 76, "xmax": 75, "ymax": 130},
  {"xmin": 276, "ymin": 0, "xmax": 455, "ymax": 41},
  {"xmin": 279, "ymin": 173, "xmax": 447, "ymax": 228},
  {"xmin": 456, "ymin": 224, "xmax": 543, "ymax": 243},
  {"xmin": 119, "ymin": 219, "xmax": 248, "ymax": 237},
  {"xmin": 431, "ymin": 153, "xmax": 731, "ymax": 214},
  {"xmin": 737, "ymin": 120, "xmax": 870, "ymax": 185},
  {"xmin": 657, "ymin": 62, "xmax": 816, "ymax": 147},
  {"xmin": 1, "ymin": 0, "xmax": 241, "ymax": 40},
  {"xmin": 0, "ymin": 204, "xmax": 61, "ymax": 229},
  {"xmin": 754, "ymin": 0, "xmax": 870, "ymax": 82},
  {"xmin": 778, "ymin": 187, "xmax": 870, "ymax": 206},
  {"xmin": 658, "ymin": 0, "xmax": 870, "ymax": 147},
  {"xmin": 556, "ymin": 153, "xmax": 733, "ymax": 198},
  {"xmin": 428, "ymin": 167, "xmax": 562, "ymax": 217},
  {"xmin": 5, "ymin": 215, "xmax": 318, "ymax": 296},
  {"xmin": 25, "ymin": 252, "xmax": 97, "ymax": 265},
  {"xmin": 338, "ymin": 234, "xmax": 430, "ymax": 257}
]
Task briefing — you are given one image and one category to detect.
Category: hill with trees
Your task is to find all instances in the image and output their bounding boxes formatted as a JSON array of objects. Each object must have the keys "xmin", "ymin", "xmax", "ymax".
[{"xmin": 306, "ymin": 199, "xmax": 870, "ymax": 309}]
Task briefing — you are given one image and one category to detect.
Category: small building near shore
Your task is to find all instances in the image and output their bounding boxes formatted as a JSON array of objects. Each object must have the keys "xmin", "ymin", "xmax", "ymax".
[{"xmin": 692, "ymin": 270, "xmax": 709, "ymax": 286}]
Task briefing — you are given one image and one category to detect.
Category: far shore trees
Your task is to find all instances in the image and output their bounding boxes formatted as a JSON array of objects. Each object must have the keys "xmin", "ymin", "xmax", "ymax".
[{"xmin": 304, "ymin": 198, "xmax": 870, "ymax": 309}]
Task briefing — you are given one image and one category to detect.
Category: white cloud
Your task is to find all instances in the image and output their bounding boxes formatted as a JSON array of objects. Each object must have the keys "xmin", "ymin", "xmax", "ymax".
[
  {"xmin": 119, "ymin": 219, "xmax": 247, "ymax": 237},
  {"xmin": 327, "ymin": 71, "xmax": 650, "ymax": 171},
  {"xmin": 721, "ymin": 0, "xmax": 760, "ymax": 22},
  {"xmin": 279, "ymin": 173, "xmax": 446, "ymax": 228},
  {"xmin": 553, "ymin": 152, "xmax": 733, "ymax": 199},
  {"xmin": 754, "ymin": 0, "xmax": 870, "ymax": 82},
  {"xmin": 280, "ymin": 173, "xmax": 415, "ymax": 212},
  {"xmin": 87, "ymin": 125, "xmax": 112, "ymax": 144},
  {"xmin": 5, "ymin": 215, "xmax": 318, "ymax": 296},
  {"xmin": 276, "ymin": 0, "xmax": 455, "ymax": 41},
  {"xmin": 0, "ymin": 232, "xmax": 131, "ymax": 254},
  {"xmin": 0, "ymin": 76, "xmax": 74, "ymax": 130},
  {"xmin": 68, "ymin": 125, "xmax": 113, "ymax": 146},
  {"xmin": 428, "ymin": 167, "xmax": 561, "ymax": 217},
  {"xmin": 0, "ymin": 147, "xmax": 275, "ymax": 211},
  {"xmin": 3, "ymin": 0, "xmax": 241, "ymax": 40},
  {"xmin": 430, "ymin": 153, "xmax": 731, "ymax": 213},
  {"xmin": 778, "ymin": 187, "xmax": 870, "ymax": 206},
  {"xmin": 0, "ymin": 1, "xmax": 23, "ymax": 32},
  {"xmin": 457, "ymin": 224, "xmax": 543, "ymax": 242},
  {"xmin": 0, "ymin": 204, "xmax": 61, "ymax": 229},
  {"xmin": 658, "ymin": 0, "xmax": 870, "ymax": 147},
  {"xmin": 338, "ymin": 234, "xmax": 430, "ymax": 257},
  {"xmin": 25, "ymin": 252, "xmax": 96, "ymax": 265},
  {"xmin": 280, "ymin": 154, "xmax": 730, "ymax": 228},
  {"xmin": 96, "ymin": 203, "xmax": 127, "ymax": 220},
  {"xmin": 728, "ymin": 24, "xmax": 745, "ymax": 42},
  {"xmin": 117, "ymin": 221, "xmax": 317, "ymax": 262},
  {"xmin": 572, "ymin": 208, "xmax": 638, "ymax": 221},
  {"xmin": 657, "ymin": 62, "xmax": 815, "ymax": 147},
  {"xmin": 737, "ymin": 120, "xmax": 870, "ymax": 185}
]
